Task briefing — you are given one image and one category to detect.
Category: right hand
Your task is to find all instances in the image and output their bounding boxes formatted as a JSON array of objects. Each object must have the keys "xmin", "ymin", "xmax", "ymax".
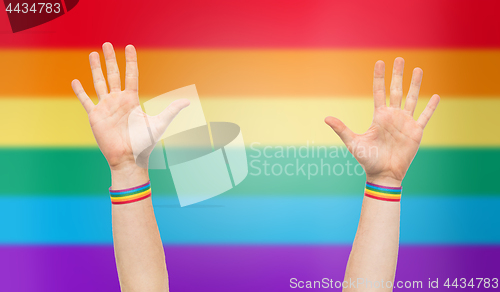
[{"xmin": 71, "ymin": 42, "xmax": 189, "ymax": 171}]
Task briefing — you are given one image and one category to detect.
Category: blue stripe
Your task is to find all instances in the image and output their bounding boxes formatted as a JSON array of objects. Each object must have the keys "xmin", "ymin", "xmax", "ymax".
[
  {"xmin": 0, "ymin": 195, "xmax": 499, "ymax": 244},
  {"xmin": 365, "ymin": 184, "xmax": 401, "ymax": 193}
]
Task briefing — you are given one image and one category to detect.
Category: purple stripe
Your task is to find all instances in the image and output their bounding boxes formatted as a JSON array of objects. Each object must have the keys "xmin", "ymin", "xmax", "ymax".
[
  {"xmin": 109, "ymin": 181, "xmax": 150, "ymax": 193},
  {"xmin": 366, "ymin": 181, "xmax": 402, "ymax": 190},
  {"xmin": 0, "ymin": 246, "xmax": 498, "ymax": 291}
]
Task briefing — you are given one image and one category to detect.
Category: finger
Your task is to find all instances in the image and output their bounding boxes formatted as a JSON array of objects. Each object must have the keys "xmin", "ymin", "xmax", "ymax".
[
  {"xmin": 156, "ymin": 99, "xmax": 191, "ymax": 131},
  {"xmin": 125, "ymin": 44, "xmax": 139, "ymax": 92},
  {"xmin": 389, "ymin": 57, "xmax": 405, "ymax": 108},
  {"xmin": 89, "ymin": 52, "xmax": 108, "ymax": 99},
  {"xmin": 324, "ymin": 116, "xmax": 355, "ymax": 148},
  {"xmin": 373, "ymin": 60, "xmax": 386, "ymax": 108},
  {"xmin": 102, "ymin": 42, "xmax": 121, "ymax": 93},
  {"xmin": 404, "ymin": 68, "xmax": 423, "ymax": 116},
  {"xmin": 71, "ymin": 79, "xmax": 95, "ymax": 114},
  {"xmin": 417, "ymin": 94, "xmax": 440, "ymax": 128}
]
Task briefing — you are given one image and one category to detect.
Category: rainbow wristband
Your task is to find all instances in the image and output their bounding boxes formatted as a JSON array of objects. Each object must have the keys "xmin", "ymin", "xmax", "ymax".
[
  {"xmin": 110, "ymin": 181, "xmax": 152, "ymax": 205},
  {"xmin": 364, "ymin": 181, "xmax": 402, "ymax": 202}
]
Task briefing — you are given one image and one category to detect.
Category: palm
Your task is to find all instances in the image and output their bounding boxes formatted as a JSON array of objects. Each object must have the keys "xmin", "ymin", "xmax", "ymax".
[
  {"xmin": 326, "ymin": 58, "xmax": 439, "ymax": 185},
  {"xmin": 351, "ymin": 106, "xmax": 423, "ymax": 182},
  {"xmin": 87, "ymin": 91, "xmax": 139, "ymax": 167},
  {"xmin": 72, "ymin": 43, "xmax": 189, "ymax": 169}
]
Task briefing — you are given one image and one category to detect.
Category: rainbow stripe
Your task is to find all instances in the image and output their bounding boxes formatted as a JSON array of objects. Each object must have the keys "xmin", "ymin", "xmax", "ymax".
[
  {"xmin": 1, "ymin": 246, "xmax": 499, "ymax": 292},
  {"xmin": 109, "ymin": 181, "xmax": 152, "ymax": 204},
  {"xmin": 364, "ymin": 182, "xmax": 402, "ymax": 202},
  {"xmin": 0, "ymin": 0, "xmax": 499, "ymax": 291}
]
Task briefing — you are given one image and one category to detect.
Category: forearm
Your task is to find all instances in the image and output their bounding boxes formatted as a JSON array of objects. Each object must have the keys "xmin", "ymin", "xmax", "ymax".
[
  {"xmin": 71, "ymin": 42, "xmax": 189, "ymax": 291},
  {"xmin": 327, "ymin": 57, "xmax": 438, "ymax": 291},
  {"xmin": 343, "ymin": 178, "xmax": 401, "ymax": 292},
  {"xmin": 111, "ymin": 166, "xmax": 168, "ymax": 292}
]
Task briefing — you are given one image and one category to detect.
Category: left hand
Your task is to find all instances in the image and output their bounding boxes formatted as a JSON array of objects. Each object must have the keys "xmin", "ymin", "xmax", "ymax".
[{"xmin": 325, "ymin": 57, "xmax": 440, "ymax": 187}]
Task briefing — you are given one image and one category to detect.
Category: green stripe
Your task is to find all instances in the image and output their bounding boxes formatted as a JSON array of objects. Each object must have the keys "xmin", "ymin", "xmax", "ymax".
[
  {"xmin": 0, "ymin": 147, "xmax": 497, "ymax": 196},
  {"xmin": 110, "ymin": 184, "xmax": 151, "ymax": 197}
]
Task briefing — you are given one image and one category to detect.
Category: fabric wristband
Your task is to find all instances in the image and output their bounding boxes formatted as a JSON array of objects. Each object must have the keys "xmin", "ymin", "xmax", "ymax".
[
  {"xmin": 109, "ymin": 181, "xmax": 151, "ymax": 205},
  {"xmin": 364, "ymin": 181, "xmax": 402, "ymax": 202}
]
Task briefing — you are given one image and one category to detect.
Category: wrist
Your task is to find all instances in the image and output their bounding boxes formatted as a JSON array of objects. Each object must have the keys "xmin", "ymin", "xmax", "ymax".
[
  {"xmin": 110, "ymin": 162, "xmax": 149, "ymax": 190},
  {"xmin": 364, "ymin": 179, "xmax": 402, "ymax": 202},
  {"xmin": 365, "ymin": 175, "xmax": 402, "ymax": 188}
]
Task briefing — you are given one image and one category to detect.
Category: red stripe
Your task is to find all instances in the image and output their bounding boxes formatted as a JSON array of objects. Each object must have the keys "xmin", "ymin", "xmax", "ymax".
[
  {"xmin": 111, "ymin": 193, "xmax": 151, "ymax": 205},
  {"xmin": 365, "ymin": 193, "xmax": 401, "ymax": 202},
  {"xmin": 1, "ymin": 0, "xmax": 499, "ymax": 48}
]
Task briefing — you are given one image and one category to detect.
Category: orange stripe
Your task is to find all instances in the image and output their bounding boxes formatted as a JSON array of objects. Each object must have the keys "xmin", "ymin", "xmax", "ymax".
[
  {"xmin": 364, "ymin": 189, "xmax": 401, "ymax": 199},
  {"xmin": 112, "ymin": 194, "xmax": 152, "ymax": 205},
  {"xmin": 1, "ymin": 49, "xmax": 499, "ymax": 98},
  {"xmin": 110, "ymin": 190, "xmax": 152, "ymax": 202}
]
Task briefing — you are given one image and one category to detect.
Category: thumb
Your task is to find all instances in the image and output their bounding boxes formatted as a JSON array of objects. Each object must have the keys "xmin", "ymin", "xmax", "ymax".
[
  {"xmin": 158, "ymin": 98, "xmax": 190, "ymax": 126},
  {"xmin": 150, "ymin": 98, "xmax": 190, "ymax": 140},
  {"xmin": 324, "ymin": 116, "xmax": 355, "ymax": 147}
]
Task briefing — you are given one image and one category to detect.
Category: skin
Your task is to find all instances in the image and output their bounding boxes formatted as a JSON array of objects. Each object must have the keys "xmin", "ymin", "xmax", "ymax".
[
  {"xmin": 325, "ymin": 58, "xmax": 439, "ymax": 291},
  {"xmin": 71, "ymin": 42, "xmax": 189, "ymax": 292},
  {"xmin": 71, "ymin": 45, "xmax": 437, "ymax": 291}
]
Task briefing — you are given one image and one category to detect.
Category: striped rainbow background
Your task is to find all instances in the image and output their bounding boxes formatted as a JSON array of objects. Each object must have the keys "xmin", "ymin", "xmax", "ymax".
[{"xmin": 1, "ymin": 0, "xmax": 500, "ymax": 291}]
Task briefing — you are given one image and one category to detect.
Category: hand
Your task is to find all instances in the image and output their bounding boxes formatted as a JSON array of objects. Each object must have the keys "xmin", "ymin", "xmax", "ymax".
[
  {"xmin": 325, "ymin": 58, "xmax": 439, "ymax": 187},
  {"xmin": 71, "ymin": 42, "xmax": 189, "ymax": 172}
]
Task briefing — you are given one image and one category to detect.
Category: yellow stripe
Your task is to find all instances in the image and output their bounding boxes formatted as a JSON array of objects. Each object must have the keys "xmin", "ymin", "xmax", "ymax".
[
  {"xmin": 0, "ymin": 97, "xmax": 499, "ymax": 146},
  {"xmin": 364, "ymin": 189, "xmax": 401, "ymax": 199},
  {"xmin": 111, "ymin": 189, "xmax": 152, "ymax": 202}
]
